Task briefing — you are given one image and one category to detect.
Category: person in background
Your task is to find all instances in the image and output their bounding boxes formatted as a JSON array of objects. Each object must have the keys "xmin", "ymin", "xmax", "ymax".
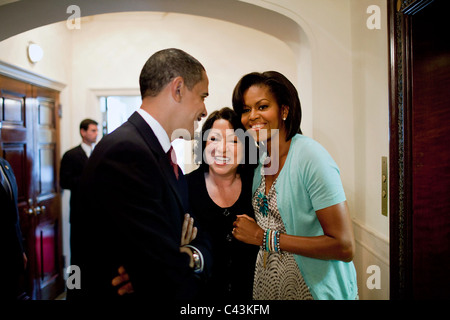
[
  {"xmin": 1, "ymin": 156, "xmax": 27, "ymax": 300},
  {"xmin": 231, "ymin": 71, "xmax": 358, "ymax": 300},
  {"xmin": 60, "ymin": 118, "xmax": 98, "ymax": 261}
]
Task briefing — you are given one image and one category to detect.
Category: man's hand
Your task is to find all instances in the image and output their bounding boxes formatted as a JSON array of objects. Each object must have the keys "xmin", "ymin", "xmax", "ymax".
[
  {"xmin": 112, "ymin": 214, "xmax": 199, "ymax": 295},
  {"xmin": 180, "ymin": 213, "xmax": 197, "ymax": 246},
  {"xmin": 180, "ymin": 213, "xmax": 197, "ymax": 268},
  {"xmin": 179, "ymin": 246, "xmax": 194, "ymax": 268}
]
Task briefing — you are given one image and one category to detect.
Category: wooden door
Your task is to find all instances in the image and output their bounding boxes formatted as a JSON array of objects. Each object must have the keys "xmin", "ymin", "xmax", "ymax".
[
  {"xmin": 0, "ymin": 74, "xmax": 64, "ymax": 300},
  {"xmin": 0, "ymin": 75, "xmax": 34, "ymax": 299},
  {"xmin": 410, "ymin": 0, "xmax": 450, "ymax": 299},
  {"xmin": 389, "ymin": 0, "xmax": 450, "ymax": 299}
]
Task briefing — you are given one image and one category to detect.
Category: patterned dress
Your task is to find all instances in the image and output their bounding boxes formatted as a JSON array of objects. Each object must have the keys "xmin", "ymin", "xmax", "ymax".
[{"xmin": 252, "ymin": 167, "xmax": 313, "ymax": 300}]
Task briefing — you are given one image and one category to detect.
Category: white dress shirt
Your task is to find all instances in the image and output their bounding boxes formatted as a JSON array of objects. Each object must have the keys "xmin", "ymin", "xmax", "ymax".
[
  {"xmin": 137, "ymin": 108, "xmax": 171, "ymax": 153},
  {"xmin": 81, "ymin": 142, "xmax": 94, "ymax": 158}
]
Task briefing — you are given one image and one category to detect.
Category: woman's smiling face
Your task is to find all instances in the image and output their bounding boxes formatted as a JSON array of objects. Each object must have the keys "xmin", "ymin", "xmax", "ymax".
[
  {"xmin": 240, "ymin": 84, "xmax": 288, "ymax": 143},
  {"xmin": 204, "ymin": 119, "xmax": 243, "ymax": 175}
]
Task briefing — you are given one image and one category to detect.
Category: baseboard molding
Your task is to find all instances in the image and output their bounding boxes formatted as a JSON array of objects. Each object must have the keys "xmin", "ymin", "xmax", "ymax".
[{"xmin": 352, "ymin": 218, "xmax": 389, "ymax": 266}]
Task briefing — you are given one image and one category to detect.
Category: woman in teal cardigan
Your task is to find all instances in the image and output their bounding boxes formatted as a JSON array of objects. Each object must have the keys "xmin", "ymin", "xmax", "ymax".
[{"xmin": 231, "ymin": 71, "xmax": 357, "ymax": 300}]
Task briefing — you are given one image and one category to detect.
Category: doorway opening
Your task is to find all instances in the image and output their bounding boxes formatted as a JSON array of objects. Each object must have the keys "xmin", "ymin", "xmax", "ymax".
[
  {"xmin": 99, "ymin": 95, "xmax": 187, "ymax": 172},
  {"xmin": 99, "ymin": 95, "xmax": 141, "ymax": 135}
]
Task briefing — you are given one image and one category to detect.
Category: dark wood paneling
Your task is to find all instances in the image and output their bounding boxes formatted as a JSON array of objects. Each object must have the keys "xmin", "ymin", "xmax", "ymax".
[
  {"xmin": 389, "ymin": 0, "xmax": 450, "ymax": 299},
  {"xmin": 410, "ymin": 0, "xmax": 450, "ymax": 299}
]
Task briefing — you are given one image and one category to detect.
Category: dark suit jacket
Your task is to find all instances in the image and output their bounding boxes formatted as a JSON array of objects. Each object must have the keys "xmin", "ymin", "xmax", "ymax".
[
  {"xmin": 69, "ymin": 111, "xmax": 211, "ymax": 300},
  {"xmin": 60, "ymin": 144, "xmax": 89, "ymax": 264},
  {"xmin": 0, "ymin": 157, "xmax": 25, "ymax": 298},
  {"xmin": 60, "ymin": 144, "xmax": 88, "ymax": 222}
]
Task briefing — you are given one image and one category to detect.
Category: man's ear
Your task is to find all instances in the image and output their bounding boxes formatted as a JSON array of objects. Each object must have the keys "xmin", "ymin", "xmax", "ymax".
[{"xmin": 171, "ymin": 76, "xmax": 184, "ymax": 102}]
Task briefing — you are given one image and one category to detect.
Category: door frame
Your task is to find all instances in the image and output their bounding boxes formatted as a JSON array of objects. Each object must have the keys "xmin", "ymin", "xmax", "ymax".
[
  {"xmin": 387, "ymin": 0, "xmax": 435, "ymax": 300},
  {"xmin": 0, "ymin": 61, "xmax": 65, "ymax": 92}
]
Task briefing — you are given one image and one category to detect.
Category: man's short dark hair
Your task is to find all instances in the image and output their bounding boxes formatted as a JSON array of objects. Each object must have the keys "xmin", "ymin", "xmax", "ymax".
[
  {"xmin": 80, "ymin": 119, "xmax": 98, "ymax": 131},
  {"xmin": 139, "ymin": 48, "xmax": 205, "ymax": 99}
]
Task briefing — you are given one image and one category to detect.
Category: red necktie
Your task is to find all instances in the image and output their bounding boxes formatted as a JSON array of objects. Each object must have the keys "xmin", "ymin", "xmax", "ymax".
[{"xmin": 167, "ymin": 146, "xmax": 179, "ymax": 180}]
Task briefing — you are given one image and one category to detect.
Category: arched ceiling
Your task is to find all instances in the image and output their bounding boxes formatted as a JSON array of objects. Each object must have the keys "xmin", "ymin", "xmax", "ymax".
[{"xmin": 0, "ymin": 0, "xmax": 302, "ymax": 48}]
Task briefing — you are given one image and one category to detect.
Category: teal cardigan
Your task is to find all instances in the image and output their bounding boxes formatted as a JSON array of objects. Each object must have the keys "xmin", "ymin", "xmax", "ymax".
[{"xmin": 253, "ymin": 134, "xmax": 357, "ymax": 300}]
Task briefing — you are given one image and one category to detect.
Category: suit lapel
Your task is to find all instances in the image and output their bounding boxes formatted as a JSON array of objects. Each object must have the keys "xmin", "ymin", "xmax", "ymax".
[
  {"xmin": 127, "ymin": 111, "xmax": 185, "ymax": 212},
  {"xmin": 76, "ymin": 145, "xmax": 88, "ymax": 160}
]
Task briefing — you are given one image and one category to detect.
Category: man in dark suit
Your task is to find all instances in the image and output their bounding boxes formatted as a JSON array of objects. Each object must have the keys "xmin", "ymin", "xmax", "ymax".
[
  {"xmin": 0, "ymin": 157, "xmax": 27, "ymax": 299},
  {"xmin": 69, "ymin": 48, "xmax": 211, "ymax": 300},
  {"xmin": 60, "ymin": 118, "xmax": 98, "ymax": 260}
]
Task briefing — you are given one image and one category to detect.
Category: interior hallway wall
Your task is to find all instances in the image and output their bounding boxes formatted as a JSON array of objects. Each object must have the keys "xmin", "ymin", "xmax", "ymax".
[
  {"xmin": 247, "ymin": 0, "xmax": 390, "ymax": 298},
  {"xmin": 0, "ymin": 21, "xmax": 74, "ymax": 289},
  {"xmin": 70, "ymin": 11, "xmax": 298, "ymax": 169},
  {"xmin": 0, "ymin": 10, "xmax": 298, "ymax": 287},
  {"xmin": 350, "ymin": 0, "xmax": 390, "ymax": 299}
]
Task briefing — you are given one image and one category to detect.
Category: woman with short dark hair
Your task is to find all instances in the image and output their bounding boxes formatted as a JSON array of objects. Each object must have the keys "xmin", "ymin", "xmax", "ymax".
[{"xmin": 187, "ymin": 107, "xmax": 258, "ymax": 300}]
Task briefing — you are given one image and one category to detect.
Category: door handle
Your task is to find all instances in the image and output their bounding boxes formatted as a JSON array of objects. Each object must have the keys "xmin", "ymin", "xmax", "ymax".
[
  {"xmin": 34, "ymin": 205, "xmax": 46, "ymax": 215},
  {"xmin": 24, "ymin": 205, "xmax": 46, "ymax": 216},
  {"xmin": 25, "ymin": 198, "xmax": 35, "ymax": 216}
]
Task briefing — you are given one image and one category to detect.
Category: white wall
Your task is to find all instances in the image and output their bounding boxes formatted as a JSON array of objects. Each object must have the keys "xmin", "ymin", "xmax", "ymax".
[
  {"xmin": 350, "ymin": 0, "xmax": 390, "ymax": 299},
  {"xmin": 247, "ymin": 0, "xmax": 357, "ymax": 223},
  {"xmin": 70, "ymin": 11, "xmax": 298, "ymax": 171},
  {"xmin": 0, "ymin": 10, "xmax": 298, "ymax": 281},
  {"xmin": 0, "ymin": 22, "xmax": 74, "ymax": 279},
  {"xmin": 248, "ymin": 0, "xmax": 390, "ymax": 298},
  {"xmin": 0, "ymin": 0, "xmax": 391, "ymax": 300}
]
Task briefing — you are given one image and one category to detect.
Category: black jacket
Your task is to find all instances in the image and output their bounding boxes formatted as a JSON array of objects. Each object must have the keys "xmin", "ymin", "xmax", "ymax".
[
  {"xmin": 60, "ymin": 144, "xmax": 88, "ymax": 222},
  {"xmin": 69, "ymin": 111, "xmax": 211, "ymax": 300},
  {"xmin": 0, "ymin": 157, "xmax": 25, "ymax": 298}
]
